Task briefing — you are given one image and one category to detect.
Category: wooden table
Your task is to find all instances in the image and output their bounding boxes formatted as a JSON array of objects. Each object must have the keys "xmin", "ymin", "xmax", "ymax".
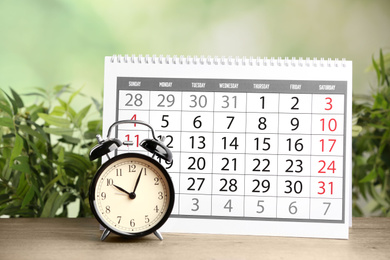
[{"xmin": 0, "ymin": 218, "xmax": 389, "ymax": 260}]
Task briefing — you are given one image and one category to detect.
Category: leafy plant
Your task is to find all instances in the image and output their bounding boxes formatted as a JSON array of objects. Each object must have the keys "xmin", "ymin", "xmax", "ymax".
[
  {"xmin": 0, "ymin": 85, "xmax": 102, "ymax": 217},
  {"xmin": 352, "ymin": 49, "xmax": 390, "ymax": 216}
]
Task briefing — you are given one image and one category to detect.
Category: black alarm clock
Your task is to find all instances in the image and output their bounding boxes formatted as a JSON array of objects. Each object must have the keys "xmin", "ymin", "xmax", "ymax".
[{"xmin": 89, "ymin": 120, "xmax": 174, "ymax": 241}]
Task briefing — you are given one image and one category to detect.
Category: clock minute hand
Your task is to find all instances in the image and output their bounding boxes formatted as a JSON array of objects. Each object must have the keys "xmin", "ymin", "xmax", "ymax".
[{"xmin": 132, "ymin": 168, "xmax": 144, "ymax": 194}]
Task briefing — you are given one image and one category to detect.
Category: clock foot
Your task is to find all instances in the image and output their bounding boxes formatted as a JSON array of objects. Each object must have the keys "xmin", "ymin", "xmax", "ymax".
[
  {"xmin": 154, "ymin": 230, "xmax": 163, "ymax": 241},
  {"xmin": 100, "ymin": 228, "xmax": 111, "ymax": 241}
]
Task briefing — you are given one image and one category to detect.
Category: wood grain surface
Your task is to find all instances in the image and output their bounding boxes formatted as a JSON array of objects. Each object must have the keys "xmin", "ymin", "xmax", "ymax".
[{"xmin": 0, "ymin": 218, "xmax": 389, "ymax": 260}]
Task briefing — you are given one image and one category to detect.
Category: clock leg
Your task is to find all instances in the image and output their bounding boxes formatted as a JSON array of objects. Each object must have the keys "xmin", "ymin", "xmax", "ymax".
[
  {"xmin": 100, "ymin": 228, "xmax": 111, "ymax": 241},
  {"xmin": 153, "ymin": 230, "xmax": 163, "ymax": 241}
]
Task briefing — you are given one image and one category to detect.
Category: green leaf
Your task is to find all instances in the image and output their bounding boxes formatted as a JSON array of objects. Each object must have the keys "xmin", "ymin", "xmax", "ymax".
[
  {"xmin": 0, "ymin": 98, "xmax": 13, "ymax": 116},
  {"xmin": 84, "ymin": 131, "xmax": 98, "ymax": 140},
  {"xmin": 10, "ymin": 87, "xmax": 24, "ymax": 108},
  {"xmin": 58, "ymin": 165, "xmax": 68, "ymax": 186},
  {"xmin": 59, "ymin": 135, "xmax": 80, "ymax": 145},
  {"xmin": 38, "ymin": 113, "xmax": 70, "ymax": 128},
  {"xmin": 16, "ymin": 172, "xmax": 28, "ymax": 197},
  {"xmin": 68, "ymin": 87, "xmax": 83, "ymax": 105},
  {"xmin": 56, "ymin": 148, "xmax": 68, "ymax": 186},
  {"xmin": 2, "ymin": 146, "xmax": 12, "ymax": 167},
  {"xmin": 87, "ymin": 120, "xmax": 102, "ymax": 130},
  {"xmin": 43, "ymin": 127, "xmax": 74, "ymax": 136},
  {"xmin": 58, "ymin": 96, "xmax": 77, "ymax": 120},
  {"xmin": 372, "ymin": 55, "xmax": 381, "ymax": 84},
  {"xmin": 35, "ymin": 87, "xmax": 48, "ymax": 94},
  {"xmin": 57, "ymin": 98, "xmax": 68, "ymax": 109},
  {"xmin": 26, "ymin": 120, "xmax": 49, "ymax": 142},
  {"xmin": 373, "ymin": 93, "xmax": 387, "ymax": 109},
  {"xmin": 40, "ymin": 191, "xmax": 60, "ymax": 217},
  {"xmin": 58, "ymin": 146, "xmax": 65, "ymax": 163},
  {"xmin": 0, "ymin": 117, "xmax": 14, "ymax": 129},
  {"xmin": 41, "ymin": 175, "xmax": 61, "ymax": 199},
  {"xmin": 368, "ymin": 183, "xmax": 389, "ymax": 208},
  {"xmin": 0, "ymin": 205, "xmax": 34, "ymax": 217},
  {"xmin": 2, "ymin": 91, "xmax": 17, "ymax": 115},
  {"xmin": 73, "ymin": 104, "xmax": 91, "ymax": 128},
  {"xmin": 91, "ymin": 97, "xmax": 102, "ymax": 115},
  {"xmin": 41, "ymin": 191, "xmax": 72, "ymax": 217},
  {"xmin": 22, "ymin": 92, "xmax": 46, "ymax": 98},
  {"xmin": 26, "ymin": 103, "xmax": 45, "ymax": 121},
  {"xmin": 10, "ymin": 134, "xmax": 24, "ymax": 168},
  {"xmin": 50, "ymin": 106, "xmax": 66, "ymax": 117},
  {"xmin": 53, "ymin": 192, "xmax": 72, "ymax": 216},
  {"xmin": 11, "ymin": 156, "xmax": 34, "ymax": 175},
  {"xmin": 21, "ymin": 186, "xmax": 35, "ymax": 209},
  {"xmin": 18, "ymin": 124, "xmax": 48, "ymax": 143},
  {"xmin": 359, "ymin": 169, "xmax": 377, "ymax": 183},
  {"xmin": 64, "ymin": 153, "xmax": 92, "ymax": 177},
  {"xmin": 23, "ymin": 138, "xmax": 50, "ymax": 168},
  {"xmin": 377, "ymin": 167, "xmax": 385, "ymax": 180},
  {"xmin": 54, "ymin": 84, "xmax": 71, "ymax": 98},
  {"xmin": 379, "ymin": 49, "xmax": 386, "ymax": 86},
  {"xmin": 68, "ymin": 106, "xmax": 77, "ymax": 120}
]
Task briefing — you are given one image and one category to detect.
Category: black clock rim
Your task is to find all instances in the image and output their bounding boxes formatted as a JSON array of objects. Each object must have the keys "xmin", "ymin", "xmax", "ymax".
[{"xmin": 89, "ymin": 153, "xmax": 175, "ymax": 238}]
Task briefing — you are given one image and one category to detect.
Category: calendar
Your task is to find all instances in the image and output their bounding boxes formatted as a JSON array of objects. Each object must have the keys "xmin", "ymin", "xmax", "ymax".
[{"xmin": 103, "ymin": 55, "xmax": 352, "ymax": 239}]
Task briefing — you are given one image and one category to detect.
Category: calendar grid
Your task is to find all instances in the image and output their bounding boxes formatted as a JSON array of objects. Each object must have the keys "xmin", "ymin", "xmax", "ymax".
[
  {"xmin": 342, "ymin": 93, "xmax": 348, "ymax": 223},
  {"xmin": 275, "ymin": 93, "xmax": 280, "ymax": 218},
  {"xmin": 309, "ymin": 93, "xmax": 313, "ymax": 219},
  {"xmin": 177, "ymin": 90, "xmax": 183, "ymax": 215},
  {"xmin": 114, "ymin": 77, "xmax": 348, "ymax": 224},
  {"xmin": 211, "ymin": 92, "xmax": 215, "ymax": 216},
  {"xmin": 243, "ymin": 93, "xmax": 248, "ymax": 217}
]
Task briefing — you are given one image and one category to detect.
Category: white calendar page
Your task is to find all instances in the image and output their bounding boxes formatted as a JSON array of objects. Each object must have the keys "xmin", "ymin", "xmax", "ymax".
[{"xmin": 103, "ymin": 55, "xmax": 352, "ymax": 239}]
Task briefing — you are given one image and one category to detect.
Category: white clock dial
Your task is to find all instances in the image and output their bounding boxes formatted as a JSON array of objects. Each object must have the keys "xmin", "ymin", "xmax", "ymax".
[{"xmin": 90, "ymin": 154, "xmax": 174, "ymax": 237}]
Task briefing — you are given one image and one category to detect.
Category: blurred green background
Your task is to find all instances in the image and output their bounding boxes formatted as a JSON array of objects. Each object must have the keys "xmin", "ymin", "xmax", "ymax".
[
  {"xmin": 1, "ymin": 0, "xmax": 390, "ymax": 218},
  {"xmin": 1, "ymin": 0, "xmax": 389, "ymax": 98}
]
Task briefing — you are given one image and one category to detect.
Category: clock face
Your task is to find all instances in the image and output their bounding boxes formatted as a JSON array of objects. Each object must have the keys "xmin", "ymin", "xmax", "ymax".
[{"xmin": 90, "ymin": 153, "xmax": 174, "ymax": 237}]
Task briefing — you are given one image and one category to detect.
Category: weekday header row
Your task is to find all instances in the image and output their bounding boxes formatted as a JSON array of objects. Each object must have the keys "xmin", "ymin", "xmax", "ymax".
[{"xmin": 117, "ymin": 77, "xmax": 347, "ymax": 94}]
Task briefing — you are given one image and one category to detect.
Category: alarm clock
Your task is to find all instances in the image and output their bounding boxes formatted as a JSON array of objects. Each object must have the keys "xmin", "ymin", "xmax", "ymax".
[{"xmin": 89, "ymin": 120, "xmax": 175, "ymax": 241}]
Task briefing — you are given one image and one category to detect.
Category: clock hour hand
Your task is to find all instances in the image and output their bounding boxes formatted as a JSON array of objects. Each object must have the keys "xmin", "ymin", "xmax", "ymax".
[
  {"xmin": 113, "ymin": 185, "xmax": 135, "ymax": 199},
  {"xmin": 128, "ymin": 168, "xmax": 144, "ymax": 198}
]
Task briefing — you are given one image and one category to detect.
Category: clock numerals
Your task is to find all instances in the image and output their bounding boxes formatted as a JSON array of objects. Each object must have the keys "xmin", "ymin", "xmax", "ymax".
[
  {"xmin": 92, "ymin": 154, "xmax": 174, "ymax": 238},
  {"xmin": 129, "ymin": 164, "xmax": 136, "ymax": 172},
  {"xmin": 130, "ymin": 219, "xmax": 135, "ymax": 227}
]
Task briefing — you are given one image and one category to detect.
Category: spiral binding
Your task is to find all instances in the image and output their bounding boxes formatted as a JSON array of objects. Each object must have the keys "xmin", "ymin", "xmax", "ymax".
[{"xmin": 110, "ymin": 55, "xmax": 347, "ymax": 67}]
